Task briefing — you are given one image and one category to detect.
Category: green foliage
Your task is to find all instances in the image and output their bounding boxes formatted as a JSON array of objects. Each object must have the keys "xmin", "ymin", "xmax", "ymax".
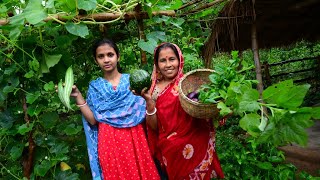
[
  {"xmin": 199, "ymin": 51, "xmax": 319, "ymax": 147},
  {"xmin": 216, "ymin": 117, "xmax": 298, "ymax": 180}
]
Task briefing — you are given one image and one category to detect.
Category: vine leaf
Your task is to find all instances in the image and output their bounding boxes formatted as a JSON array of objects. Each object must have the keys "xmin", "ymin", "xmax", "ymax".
[
  {"xmin": 41, "ymin": 53, "xmax": 62, "ymax": 74},
  {"xmin": 18, "ymin": 123, "xmax": 34, "ymax": 135},
  {"xmin": 138, "ymin": 38, "xmax": 157, "ymax": 54},
  {"xmin": 34, "ymin": 160, "xmax": 52, "ymax": 177},
  {"xmin": 78, "ymin": 0, "xmax": 97, "ymax": 11},
  {"xmin": 40, "ymin": 112, "xmax": 59, "ymax": 129},
  {"xmin": 65, "ymin": 21, "xmax": 89, "ymax": 38},
  {"xmin": 10, "ymin": 144, "xmax": 24, "ymax": 161},
  {"xmin": 9, "ymin": 0, "xmax": 47, "ymax": 25}
]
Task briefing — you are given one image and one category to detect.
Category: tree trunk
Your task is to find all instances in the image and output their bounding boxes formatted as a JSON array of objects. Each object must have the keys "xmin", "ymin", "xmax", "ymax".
[{"xmin": 251, "ymin": 22, "xmax": 264, "ymax": 96}]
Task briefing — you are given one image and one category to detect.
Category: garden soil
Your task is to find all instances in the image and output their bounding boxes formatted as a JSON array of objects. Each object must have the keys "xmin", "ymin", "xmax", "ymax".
[{"xmin": 278, "ymin": 118, "xmax": 320, "ymax": 176}]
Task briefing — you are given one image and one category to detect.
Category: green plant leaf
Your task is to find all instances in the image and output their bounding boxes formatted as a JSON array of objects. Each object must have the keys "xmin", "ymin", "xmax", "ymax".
[
  {"xmin": 34, "ymin": 160, "xmax": 52, "ymax": 177},
  {"xmin": 217, "ymin": 101, "xmax": 232, "ymax": 116},
  {"xmin": 17, "ymin": 123, "xmax": 34, "ymax": 135},
  {"xmin": 0, "ymin": 111, "xmax": 15, "ymax": 129},
  {"xmin": 45, "ymin": 53, "xmax": 62, "ymax": 69},
  {"xmin": 9, "ymin": 0, "xmax": 47, "ymax": 25},
  {"xmin": 256, "ymin": 162, "xmax": 273, "ymax": 170},
  {"xmin": 64, "ymin": 123, "xmax": 82, "ymax": 135},
  {"xmin": 78, "ymin": 0, "xmax": 97, "ymax": 11},
  {"xmin": 50, "ymin": 143, "xmax": 69, "ymax": 155},
  {"xmin": 278, "ymin": 84, "xmax": 310, "ymax": 109},
  {"xmin": 239, "ymin": 113, "xmax": 260, "ymax": 137},
  {"xmin": 65, "ymin": 22, "xmax": 89, "ymax": 38},
  {"xmin": 40, "ymin": 112, "xmax": 59, "ymax": 129},
  {"xmin": 238, "ymin": 88, "xmax": 260, "ymax": 112},
  {"xmin": 26, "ymin": 91, "xmax": 41, "ymax": 104},
  {"xmin": 262, "ymin": 80, "xmax": 293, "ymax": 104},
  {"xmin": 44, "ymin": 81, "xmax": 55, "ymax": 91},
  {"xmin": 10, "ymin": 144, "xmax": 24, "ymax": 160},
  {"xmin": 311, "ymin": 107, "xmax": 320, "ymax": 119},
  {"xmin": 138, "ymin": 39, "xmax": 157, "ymax": 54},
  {"xmin": 146, "ymin": 31, "xmax": 166, "ymax": 42}
]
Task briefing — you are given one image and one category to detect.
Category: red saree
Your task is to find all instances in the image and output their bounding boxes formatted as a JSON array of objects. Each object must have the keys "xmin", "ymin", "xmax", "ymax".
[{"xmin": 148, "ymin": 43, "xmax": 224, "ymax": 179}]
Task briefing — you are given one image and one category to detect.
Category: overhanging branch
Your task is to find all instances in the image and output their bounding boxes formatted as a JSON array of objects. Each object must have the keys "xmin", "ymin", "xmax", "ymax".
[{"xmin": 0, "ymin": 10, "xmax": 176, "ymax": 26}]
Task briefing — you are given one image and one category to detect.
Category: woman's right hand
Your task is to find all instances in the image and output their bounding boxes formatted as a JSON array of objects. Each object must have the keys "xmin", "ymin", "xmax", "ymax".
[{"xmin": 70, "ymin": 85, "xmax": 81, "ymax": 98}]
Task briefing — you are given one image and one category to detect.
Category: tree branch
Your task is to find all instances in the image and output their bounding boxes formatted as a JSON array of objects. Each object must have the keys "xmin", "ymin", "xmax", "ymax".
[
  {"xmin": 178, "ymin": 0, "xmax": 225, "ymax": 17},
  {"xmin": 178, "ymin": 0, "xmax": 203, "ymax": 10},
  {"xmin": 0, "ymin": 10, "xmax": 176, "ymax": 25}
]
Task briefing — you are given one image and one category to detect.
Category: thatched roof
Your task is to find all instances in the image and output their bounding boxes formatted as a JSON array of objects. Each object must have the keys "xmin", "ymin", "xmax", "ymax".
[{"xmin": 202, "ymin": 0, "xmax": 320, "ymax": 66}]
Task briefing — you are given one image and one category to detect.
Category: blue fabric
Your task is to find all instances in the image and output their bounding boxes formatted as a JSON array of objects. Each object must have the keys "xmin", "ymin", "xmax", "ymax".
[{"xmin": 82, "ymin": 74, "xmax": 146, "ymax": 179}]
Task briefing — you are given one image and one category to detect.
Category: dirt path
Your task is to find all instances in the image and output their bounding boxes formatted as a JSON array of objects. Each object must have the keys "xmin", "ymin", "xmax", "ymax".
[{"xmin": 278, "ymin": 120, "xmax": 320, "ymax": 176}]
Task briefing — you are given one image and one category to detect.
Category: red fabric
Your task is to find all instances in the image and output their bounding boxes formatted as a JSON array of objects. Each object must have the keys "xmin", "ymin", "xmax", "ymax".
[
  {"xmin": 147, "ymin": 43, "xmax": 224, "ymax": 179},
  {"xmin": 98, "ymin": 123, "xmax": 160, "ymax": 179}
]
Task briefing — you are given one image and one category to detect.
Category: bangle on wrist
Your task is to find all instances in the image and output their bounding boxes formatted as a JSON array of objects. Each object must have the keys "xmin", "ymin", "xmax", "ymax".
[
  {"xmin": 77, "ymin": 101, "xmax": 87, "ymax": 107},
  {"xmin": 146, "ymin": 107, "xmax": 157, "ymax": 116}
]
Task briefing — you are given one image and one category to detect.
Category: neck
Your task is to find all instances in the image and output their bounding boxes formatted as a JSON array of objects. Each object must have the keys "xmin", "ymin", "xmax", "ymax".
[{"xmin": 103, "ymin": 70, "xmax": 120, "ymax": 82}]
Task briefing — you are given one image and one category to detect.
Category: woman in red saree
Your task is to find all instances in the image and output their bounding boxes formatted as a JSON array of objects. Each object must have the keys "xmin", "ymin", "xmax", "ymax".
[{"xmin": 141, "ymin": 43, "xmax": 224, "ymax": 179}]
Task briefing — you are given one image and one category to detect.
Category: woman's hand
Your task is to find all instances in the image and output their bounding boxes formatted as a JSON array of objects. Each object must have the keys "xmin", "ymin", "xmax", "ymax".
[{"xmin": 70, "ymin": 85, "xmax": 81, "ymax": 98}]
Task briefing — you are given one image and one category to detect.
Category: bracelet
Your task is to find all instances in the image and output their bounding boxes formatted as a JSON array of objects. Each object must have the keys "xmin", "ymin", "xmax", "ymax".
[
  {"xmin": 77, "ymin": 101, "xmax": 87, "ymax": 107},
  {"xmin": 146, "ymin": 107, "xmax": 157, "ymax": 116}
]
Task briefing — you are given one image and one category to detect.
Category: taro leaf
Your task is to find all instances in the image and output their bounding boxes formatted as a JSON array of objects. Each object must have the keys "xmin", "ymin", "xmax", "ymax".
[
  {"xmin": 40, "ymin": 112, "xmax": 59, "ymax": 129},
  {"xmin": 78, "ymin": 0, "xmax": 97, "ymax": 11},
  {"xmin": 138, "ymin": 39, "xmax": 157, "ymax": 54},
  {"xmin": 65, "ymin": 21, "xmax": 89, "ymax": 38},
  {"xmin": 278, "ymin": 84, "xmax": 310, "ymax": 109},
  {"xmin": 239, "ymin": 113, "xmax": 260, "ymax": 137},
  {"xmin": 63, "ymin": 123, "xmax": 82, "ymax": 135},
  {"xmin": 34, "ymin": 160, "xmax": 52, "ymax": 177},
  {"xmin": 10, "ymin": 144, "xmax": 24, "ymax": 160},
  {"xmin": 17, "ymin": 123, "xmax": 34, "ymax": 135},
  {"xmin": 262, "ymin": 80, "xmax": 293, "ymax": 104}
]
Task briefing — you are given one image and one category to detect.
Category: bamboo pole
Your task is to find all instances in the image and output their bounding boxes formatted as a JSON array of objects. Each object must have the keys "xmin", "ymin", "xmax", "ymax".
[{"xmin": 0, "ymin": 10, "xmax": 176, "ymax": 26}]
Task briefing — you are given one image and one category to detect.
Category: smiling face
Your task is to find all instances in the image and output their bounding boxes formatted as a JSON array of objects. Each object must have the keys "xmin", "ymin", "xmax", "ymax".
[
  {"xmin": 95, "ymin": 43, "xmax": 119, "ymax": 73},
  {"xmin": 157, "ymin": 47, "xmax": 180, "ymax": 81}
]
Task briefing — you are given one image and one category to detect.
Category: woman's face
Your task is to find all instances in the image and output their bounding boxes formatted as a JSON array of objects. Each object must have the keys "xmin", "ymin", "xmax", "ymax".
[
  {"xmin": 95, "ymin": 44, "xmax": 119, "ymax": 73},
  {"xmin": 157, "ymin": 47, "xmax": 179, "ymax": 81}
]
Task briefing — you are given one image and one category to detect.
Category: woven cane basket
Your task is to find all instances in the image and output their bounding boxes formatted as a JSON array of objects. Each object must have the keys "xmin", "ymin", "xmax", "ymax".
[{"xmin": 178, "ymin": 69, "xmax": 219, "ymax": 119}]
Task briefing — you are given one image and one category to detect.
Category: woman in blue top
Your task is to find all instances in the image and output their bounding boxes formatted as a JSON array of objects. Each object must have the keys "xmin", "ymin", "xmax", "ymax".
[{"xmin": 69, "ymin": 39, "xmax": 159, "ymax": 180}]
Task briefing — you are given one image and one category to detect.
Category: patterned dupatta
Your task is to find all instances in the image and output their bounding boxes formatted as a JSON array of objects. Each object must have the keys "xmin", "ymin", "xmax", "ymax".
[
  {"xmin": 82, "ymin": 74, "xmax": 146, "ymax": 180},
  {"xmin": 148, "ymin": 43, "xmax": 213, "ymax": 179}
]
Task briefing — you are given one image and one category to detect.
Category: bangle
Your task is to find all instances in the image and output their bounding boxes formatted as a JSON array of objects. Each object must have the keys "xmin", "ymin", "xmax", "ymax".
[
  {"xmin": 77, "ymin": 101, "xmax": 87, "ymax": 107},
  {"xmin": 146, "ymin": 107, "xmax": 157, "ymax": 116}
]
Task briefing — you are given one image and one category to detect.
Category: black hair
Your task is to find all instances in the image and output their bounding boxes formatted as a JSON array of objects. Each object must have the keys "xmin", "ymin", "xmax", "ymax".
[
  {"xmin": 154, "ymin": 43, "xmax": 180, "ymax": 67},
  {"xmin": 92, "ymin": 38, "xmax": 120, "ymax": 60}
]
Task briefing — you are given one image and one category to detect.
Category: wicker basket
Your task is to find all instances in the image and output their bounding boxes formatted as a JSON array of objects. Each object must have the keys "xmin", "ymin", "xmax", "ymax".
[{"xmin": 178, "ymin": 69, "xmax": 219, "ymax": 119}]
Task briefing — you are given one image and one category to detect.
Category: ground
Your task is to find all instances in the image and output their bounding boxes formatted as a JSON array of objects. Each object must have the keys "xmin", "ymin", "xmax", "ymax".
[{"xmin": 279, "ymin": 120, "xmax": 320, "ymax": 176}]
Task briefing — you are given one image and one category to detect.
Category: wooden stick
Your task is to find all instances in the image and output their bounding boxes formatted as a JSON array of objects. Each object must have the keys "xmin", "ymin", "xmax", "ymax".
[
  {"xmin": 0, "ymin": 10, "xmax": 176, "ymax": 25},
  {"xmin": 179, "ymin": 0, "xmax": 225, "ymax": 17}
]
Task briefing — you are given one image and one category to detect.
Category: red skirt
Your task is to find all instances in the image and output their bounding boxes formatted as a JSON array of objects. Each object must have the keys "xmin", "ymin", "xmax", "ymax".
[{"xmin": 98, "ymin": 122, "xmax": 160, "ymax": 180}]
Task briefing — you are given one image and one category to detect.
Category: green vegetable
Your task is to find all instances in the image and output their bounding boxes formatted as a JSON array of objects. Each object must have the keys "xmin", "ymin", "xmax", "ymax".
[
  {"xmin": 58, "ymin": 66, "xmax": 74, "ymax": 111},
  {"xmin": 129, "ymin": 69, "xmax": 152, "ymax": 94}
]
